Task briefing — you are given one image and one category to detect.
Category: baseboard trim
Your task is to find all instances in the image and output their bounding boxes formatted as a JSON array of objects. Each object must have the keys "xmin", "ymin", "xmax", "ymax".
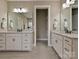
[{"xmin": 37, "ymin": 38, "xmax": 48, "ymax": 40}]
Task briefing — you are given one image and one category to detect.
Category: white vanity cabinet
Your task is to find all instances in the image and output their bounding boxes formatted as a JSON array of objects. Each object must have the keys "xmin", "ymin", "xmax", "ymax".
[
  {"xmin": 55, "ymin": 35, "xmax": 63, "ymax": 58},
  {"xmin": 6, "ymin": 33, "xmax": 22, "ymax": 50},
  {"xmin": 22, "ymin": 33, "xmax": 33, "ymax": 51},
  {"xmin": 52, "ymin": 33, "xmax": 63, "ymax": 58},
  {"xmin": 0, "ymin": 32, "xmax": 33, "ymax": 51},
  {"xmin": 63, "ymin": 37, "xmax": 78, "ymax": 59},
  {"xmin": 52, "ymin": 32, "xmax": 78, "ymax": 59},
  {"xmin": 0, "ymin": 33, "xmax": 6, "ymax": 50}
]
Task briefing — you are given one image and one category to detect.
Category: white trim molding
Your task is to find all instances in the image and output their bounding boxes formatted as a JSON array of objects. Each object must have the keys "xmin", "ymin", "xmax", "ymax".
[{"xmin": 34, "ymin": 5, "xmax": 51, "ymax": 47}]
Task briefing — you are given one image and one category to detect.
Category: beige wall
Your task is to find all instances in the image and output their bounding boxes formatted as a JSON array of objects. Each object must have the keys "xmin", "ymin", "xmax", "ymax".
[
  {"xmin": 0, "ymin": 0, "xmax": 7, "ymax": 31},
  {"xmin": 8, "ymin": 1, "xmax": 61, "ymax": 31},
  {"xmin": 8, "ymin": 1, "xmax": 33, "ymax": 12},
  {"xmin": 33, "ymin": 1, "xmax": 61, "ymax": 32}
]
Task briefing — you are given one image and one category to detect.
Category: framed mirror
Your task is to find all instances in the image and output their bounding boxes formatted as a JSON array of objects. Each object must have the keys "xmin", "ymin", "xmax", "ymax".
[
  {"xmin": 7, "ymin": 8, "xmax": 33, "ymax": 32},
  {"xmin": 60, "ymin": 0, "xmax": 78, "ymax": 33}
]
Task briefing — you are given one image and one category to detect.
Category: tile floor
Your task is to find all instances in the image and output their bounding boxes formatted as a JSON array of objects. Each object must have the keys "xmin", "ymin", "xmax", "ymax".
[{"xmin": 0, "ymin": 41, "xmax": 60, "ymax": 59}]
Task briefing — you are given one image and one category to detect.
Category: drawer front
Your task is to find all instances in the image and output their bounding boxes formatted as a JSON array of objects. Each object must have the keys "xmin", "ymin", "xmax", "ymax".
[
  {"xmin": 6, "ymin": 34, "xmax": 21, "ymax": 37},
  {"xmin": 22, "ymin": 44, "xmax": 32, "ymax": 50},
  {"xmin": 63, "ymin": 53, "xmax": 70, "ymax": 59},
  {"xmin": 0, "ymin": 44, "xmax": 5, "ymax": 50},
  {"xmin": 64, "ymin": 44, "xmax": 72, "ymax": 55},
  {"xmin": 0, "ymin": 38, "xmax": 5, "ymax": 43},
  {"xmin": 0, "ymin": 34, "xmax": 5, "ymax": 37},
  {"xmin": 64, "ymin": 37, "xmax": 72, "ymax": 46},
  {"xmin": 55, "ymin": 35, "xmax": 63, "ymax": 58},
  {"xmin": 23, "ymin": 34, "xmax": 32, "ymax": 38},
  {"xmin": 23, "ymin": 38, "xmax": 32, "ymax": 44}
]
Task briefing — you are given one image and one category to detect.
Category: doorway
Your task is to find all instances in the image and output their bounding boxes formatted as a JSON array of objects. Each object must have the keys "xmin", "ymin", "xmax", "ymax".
[
  {"xmin": 36, "ymin": 9, "xmax": 48, "ymax": 45},
  {"xmin": 34, "ymin": 5, "xmax": 50, "ymax": 46},
  {"xmin": 72, "ymin": 8, "xmax": 78, "ymax": 32}
]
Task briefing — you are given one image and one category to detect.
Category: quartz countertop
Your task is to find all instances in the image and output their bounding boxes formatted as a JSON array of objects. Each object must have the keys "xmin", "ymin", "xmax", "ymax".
[
  {"xmin": 0, "ymin": 30, "xmax": 33, "ymax": 34},
  {"xmin": 52, "ymin": 31, "xmax": 78, "ymax": 39}
]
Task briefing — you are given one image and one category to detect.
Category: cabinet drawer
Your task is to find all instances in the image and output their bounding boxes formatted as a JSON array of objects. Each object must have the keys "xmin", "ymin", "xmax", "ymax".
[
  {"xmin": 6, "ymin": 34, "xmax": 21, "ymax": 37},
  {"xmin": 0, "ymin": 38, "xmax": 5, "ymax": 43},
  {"xmin": 23, "ymin": 34, "xmax": 32, "ymax": 37},
  {"xmin": 0, "ymin": 34, "xmax": 5, "ymax": 37},
  {"xmin": 64, "ymin": 53, "xmax": 70, "ymax": 59},
  {"xmin": 22, "ymin": 44, "xmax": 32, "ymax": 50},
  {"xmin": 64, "ymin": 37, "xmax": 72, "ymax": 46},
  {"xmin": 64, "ymin": 44, "xmax": 72, "ymax": 54},
  {"xmin": 0, "ymin": 44, "xmax": 5, "ymax": 50},
  {"xmin": 23, "ymin": 38, "xmax": 32, "ymax": 43}
]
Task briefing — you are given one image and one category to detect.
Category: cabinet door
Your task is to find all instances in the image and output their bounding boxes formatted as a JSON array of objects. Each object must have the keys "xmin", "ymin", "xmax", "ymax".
[
  {"xmin": 6, "ymin": 37, "xmax": 21, "ymax": 50},
  {"xmin": 0, "ymin": 44, "xmax": 5, "ymax": 50},
  {"xmin": 54, "ymin": 34, "xmax": 63, "ymax": 58},
  {"xmin": 56, "ymin": 35, "xmax": 63, "ymax": 58},
  {"xmin": 53, "ymin": 34, "xmax": 58, "ymax": 51},
  {"xmin": 0, "ymin": 33, "xmax": 5, "ymax": 50},
  {"xmin": 51, "ymin": 33, "xmax": 55, "ymax": 47}
]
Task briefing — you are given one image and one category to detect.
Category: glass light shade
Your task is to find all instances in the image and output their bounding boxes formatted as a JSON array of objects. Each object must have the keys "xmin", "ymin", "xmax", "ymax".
[
  {"xmin": 66, "ymin": 0, "xmax": 70, "ymax": 4},
  {"xmin": 13, "ymin": 8, "xmax": 19, "ymax": 13},
  {"xmin": 13, "ymin": 8, "xmax": 28, "ymax": 13},
  {"xmin": 66, "ymin": 0, "xmax": 75, "ymax": 4},
  {"xmin": 22, "ymin": 8, "xmax": 28, "ymax": 13},
  {"xmin": 63, "ymin": 3, "xmax": 70, "ymax": 9}
]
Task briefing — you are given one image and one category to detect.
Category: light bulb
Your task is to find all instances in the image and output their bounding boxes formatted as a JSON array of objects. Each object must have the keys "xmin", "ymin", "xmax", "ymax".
[
  {"xmin": 22, "ymin": 8, "xmax": 27, "ymax": 13},
  {"xmin": 13, "ymin": 8, "xmax": 18, "ymax": 13},
  {"xmin": 63, "ymin": 3, "xmax": 70, "ymax": 9},
  {"xmin": 66, "ymin": 0, "xmax": 75, "ymax": 4},
  {"xmin": 13, "ymin": 8, "xmax": 28, "ymax": 13}
]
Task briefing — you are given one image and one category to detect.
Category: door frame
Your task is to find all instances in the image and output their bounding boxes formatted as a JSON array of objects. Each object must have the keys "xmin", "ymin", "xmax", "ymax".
[
  {"xmin": 70, "ymin": 5, "xmax": 78, "ymax": 31},
  {"xmin": 34, "ymin": 5, "xmax": 51, "ymax": 46}
]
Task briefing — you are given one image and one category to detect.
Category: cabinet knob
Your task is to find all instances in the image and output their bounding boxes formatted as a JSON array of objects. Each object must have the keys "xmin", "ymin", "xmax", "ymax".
[
  {"xmin": 65, "ymin": 40, "xmax": 69, "ymax": 42},
  {"xmin": 12, "ymin": 38, "xmax": 15, "ymax": 42},
  {"xmin": 55, "ymin": 40, "xmax": 58, "ymax": 43},
  {"xmin": 64, "ymin": 48, "xmax": 69, "ymax": 52}
]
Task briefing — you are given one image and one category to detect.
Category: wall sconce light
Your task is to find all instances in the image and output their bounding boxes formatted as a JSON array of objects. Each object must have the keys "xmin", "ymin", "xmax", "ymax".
[
  {"xmin": 67, "ymin": 0, "xmax": 75, "ymax": 4},
  {"xmin": 63, "ymin": 0, "xmax": 75, "ymax": 9},
  {"xmin": 13, "ymin": 8, "xmax": 28, "ymax": 13},
  {"xmin": 63, "ymin": 3, "xmax": 70, "ymax": 9}
]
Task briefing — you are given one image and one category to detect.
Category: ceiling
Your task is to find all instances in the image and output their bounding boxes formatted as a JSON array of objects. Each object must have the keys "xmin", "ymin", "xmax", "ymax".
[{"xmin": 7, "ymin": 0, "xmax": 60, "ymax": 1}]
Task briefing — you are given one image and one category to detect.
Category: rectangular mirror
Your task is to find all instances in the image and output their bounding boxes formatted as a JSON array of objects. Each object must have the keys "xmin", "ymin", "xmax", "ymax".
[
  {"xmin": 7, "ymin": 11, "xmax": 33, "ymax": 32},
  {"xmin": 7, "ymin": 1, "xmax": 33, "ymax": 32},
  {"xmin": 60, "ymin": 0, "xmax": 78, "ymax": 33}
]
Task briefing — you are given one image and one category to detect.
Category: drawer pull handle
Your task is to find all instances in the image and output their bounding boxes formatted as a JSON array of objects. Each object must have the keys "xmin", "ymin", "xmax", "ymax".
[
  {"xmin": 12, "ymin": 38, "xmax": 15, "ymax": 42},
  {"xmin": 25, "ymin": 40, "xmax": 28, "ymax": 41},
  {"xmin": 0, "ymin": 39, "xmax": 3, "ymax": 41},
  {"xmin": 65, "ymin": 40, "xmax": 69, "ymax": 42},
  {"xmin": 25, "ymin": 46, "xmax": 28, "ymax": 48},
  {"xmin": 0, "ymin": 46, "xmax": 3, "ymax": 48},
  {"xmin": 64, "ymin": 48, "xmax": 69, "ymax": 52}
]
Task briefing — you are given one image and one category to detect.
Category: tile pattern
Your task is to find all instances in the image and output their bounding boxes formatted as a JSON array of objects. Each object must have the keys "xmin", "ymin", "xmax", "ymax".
[{"xmin": 0, "ymin": 41, "xmax": 60, "ymax": 59}]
